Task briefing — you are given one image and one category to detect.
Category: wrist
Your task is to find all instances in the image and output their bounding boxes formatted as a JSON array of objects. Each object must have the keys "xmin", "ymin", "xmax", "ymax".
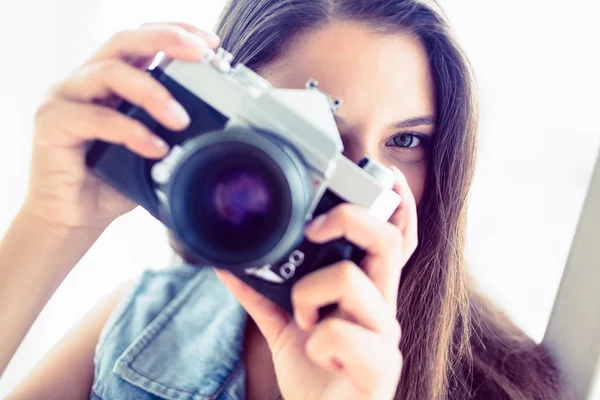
[
  {"xmin": 18, "ymin": 201, "xmax": 107, "ymax": 240},
  {"xmin": 6, "ymin": 205, "xmax": 106, "ymax": 275}
]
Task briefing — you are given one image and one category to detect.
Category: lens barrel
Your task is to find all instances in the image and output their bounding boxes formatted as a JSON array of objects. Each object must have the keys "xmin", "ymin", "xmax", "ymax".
[{"xmin": 167, "ymin": 127, "xmax": 311, "ymax": 270}]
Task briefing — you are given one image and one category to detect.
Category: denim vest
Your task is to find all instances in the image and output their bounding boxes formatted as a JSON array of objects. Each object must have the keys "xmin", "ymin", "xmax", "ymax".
[{"xmin": 91, "ymin": 264, "xmax": 249, "ymax": 400}]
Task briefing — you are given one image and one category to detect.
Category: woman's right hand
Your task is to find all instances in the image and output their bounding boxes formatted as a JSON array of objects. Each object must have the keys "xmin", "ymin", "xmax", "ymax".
[{"xmin": 25, "ymin": 22, "xmax": 220, "ymax": 230}]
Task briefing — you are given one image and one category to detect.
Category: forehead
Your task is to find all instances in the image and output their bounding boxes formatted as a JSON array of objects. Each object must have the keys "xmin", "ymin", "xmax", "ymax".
[{"xmin": 260, "ymin": 21, "xmax": 436, "ymax": 124}]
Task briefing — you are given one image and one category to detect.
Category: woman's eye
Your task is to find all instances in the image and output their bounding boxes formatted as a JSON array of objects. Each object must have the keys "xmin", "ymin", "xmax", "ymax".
[{"xmin": 387, "ymin": 133, "xmax": 425, "ymax": 148}]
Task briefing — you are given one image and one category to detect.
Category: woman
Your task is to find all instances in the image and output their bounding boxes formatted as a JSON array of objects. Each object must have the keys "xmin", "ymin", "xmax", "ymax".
[{"xmin": 0, "ymin": 0, "xmax": 567, "ymax": 399}]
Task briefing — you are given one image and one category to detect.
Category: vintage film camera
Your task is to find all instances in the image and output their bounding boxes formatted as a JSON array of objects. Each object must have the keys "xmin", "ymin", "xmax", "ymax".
[{"xmin": 86, "ymin": 48, "xmax": 401, "ymax": 314}]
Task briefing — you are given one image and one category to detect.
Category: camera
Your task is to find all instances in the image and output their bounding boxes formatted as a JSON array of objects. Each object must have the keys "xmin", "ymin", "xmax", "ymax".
[{"xmin": 86, "ymin": 48, "xmax": 401, "ymax": 314}]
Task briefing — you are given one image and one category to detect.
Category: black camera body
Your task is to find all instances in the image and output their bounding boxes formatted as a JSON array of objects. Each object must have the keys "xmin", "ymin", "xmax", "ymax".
[{"xmin": 86, "ymin": 49, "xmax": 401, "ymax": 314}]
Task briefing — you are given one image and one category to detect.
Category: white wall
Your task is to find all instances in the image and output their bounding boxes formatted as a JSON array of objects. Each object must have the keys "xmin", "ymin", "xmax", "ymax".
[
  {"xmin": 0, "ymin": 0, "xmax": 598, "ymax": 397},
  {"xmin": 443, "ymin": 1, "xmax": 600, "ymax": 342}
]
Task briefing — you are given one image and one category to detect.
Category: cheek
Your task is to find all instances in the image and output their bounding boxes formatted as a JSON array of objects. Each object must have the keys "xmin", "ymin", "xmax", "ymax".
[{"xmin": 396, "ymin": 162, "xmax": 428, "ymax": 207}]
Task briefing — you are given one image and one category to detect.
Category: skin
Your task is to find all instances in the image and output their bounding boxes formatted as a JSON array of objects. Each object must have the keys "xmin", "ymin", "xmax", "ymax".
[
  {"xmin": 261, "ymin": 22, "xmax": 436, "ymax": 204},
  {"xmin": 1, "ymin": 20, "xmax": 435, "ymax": 400},
  {"xmin": 219, "ymin": 21, "xmax": 436, "ymax": 399}
]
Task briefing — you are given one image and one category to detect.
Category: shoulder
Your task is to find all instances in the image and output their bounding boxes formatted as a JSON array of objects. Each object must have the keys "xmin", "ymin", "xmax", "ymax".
[
  {"xmin": 93, "ymin": 264, "xmax": 201, "ymax": 361},
  {"xmin": 92, "ymin": 264, "xmax": 248, "ymax": 400}
]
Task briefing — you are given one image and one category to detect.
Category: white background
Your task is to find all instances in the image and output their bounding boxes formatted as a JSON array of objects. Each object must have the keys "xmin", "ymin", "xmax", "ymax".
[{"xmin": 0, "ymin": 0, "xmax": 599, "ymax": 397}]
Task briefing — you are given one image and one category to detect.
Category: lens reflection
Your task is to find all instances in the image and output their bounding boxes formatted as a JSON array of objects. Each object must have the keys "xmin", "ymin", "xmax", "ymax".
[{"xmin": 210, "ymin": 167, "xmax": 271, "ymax": 227}]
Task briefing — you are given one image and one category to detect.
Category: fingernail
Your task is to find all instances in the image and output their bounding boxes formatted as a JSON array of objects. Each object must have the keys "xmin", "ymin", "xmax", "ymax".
[
  {"xmin": 150, "ymin": 136, "xmax": 169, "ymax": 153},
  {"xmin": 295, "ymin": 309, "xmax": 317, "ymax": 330},
  {"xmin": 306, "ymin": 214, "xmax": 327, "ymax": 235},
  {"xmin": 183, "ymin": 33, "xmax": 209, "ymax": 57},
  {"xmin": 167, "ymin": 99, "xmax": 191, "ymax": 126},
  {"xmin": 201, "ymin": 30, "xmax": 221, "ymax": 45},
  {"xmin": 295, "ymin": 311, "xmax": 307, "ymax": 330}
]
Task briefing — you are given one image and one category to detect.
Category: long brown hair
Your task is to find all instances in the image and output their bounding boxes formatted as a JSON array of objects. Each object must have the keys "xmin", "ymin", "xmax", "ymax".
[{"xmin": 172, "ymin": 0, "xmax": 568, "ymax": 398}]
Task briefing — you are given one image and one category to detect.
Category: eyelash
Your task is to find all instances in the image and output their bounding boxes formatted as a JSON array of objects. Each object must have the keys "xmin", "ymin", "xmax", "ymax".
[{"xmin": 385, "ymin": 132, "xmax": 429, "ymax": 149}]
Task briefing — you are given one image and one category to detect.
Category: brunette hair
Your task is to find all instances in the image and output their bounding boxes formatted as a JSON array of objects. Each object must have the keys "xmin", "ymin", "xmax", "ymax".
[{"xmin": 171, "ymin": 0, "xmax": 568, "ymax": 398}]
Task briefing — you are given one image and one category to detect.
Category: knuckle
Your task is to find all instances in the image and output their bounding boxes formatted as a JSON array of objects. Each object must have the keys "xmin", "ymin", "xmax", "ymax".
[
  {"xmin": 127, "ymin": 119, "xmax": 151, "ymax": 142},
  {"xmin": 333, "ymin": 203, "xmax": 355, "ymax": 220},
  {"xmin": 388, "ymin": 349, "xmax": 404, "ymax": 379},
  {"xmin": 93, "ymin": 107, "xmax": 117, "ymax": 132},
  {"xmin": 34, "ymin": 101, "xmax": 59, "ymax": 139},
  {"xmin": 394, "ymin": 350, "xmax": 404, "ymax": 374},
  {"xmin": 336, "ymin": 202, "xmax": 354, "ymax": 214},
  {"xmin": 409, "ymin": 236, "xmax": 418, "ymax": 253},
  {"xmin": 110, "ymin": 29, "xmax": 134, "ymax": 44},
  {"xmin": 94, "ymin": 59, "xmax": 121, "ymax": 77},
  {"xmin": 403, "ymin": 229, "xmax": 418, "ymax": 255},
  {"xmin": 93, "ymin": 105, "xmax": 114, "ymax": 122},
  {"xmin": 143, "ymin": 80, "xmax": 172, "ymax": 106},
  {"xmin": 34, "ymin": 100, "xmax": 57, "ymax": 124},
  {"xmin": 336, "ymin": 260, "xmax": 359, "ymax": 284},
  {"xmin": 290, "ymin": 283, "xmax": 304, "ymax": 308},
  {"xmin": 319, "ymin": 318, "xmax": 343, "ymax": 340},
  {"xmin": 96, "ymin": 107, "xmax": 142, "ymax": 139},
  {"xmin": 162, "ymin": 26, "xmax": 193, "ymax": 47},
  {"xmin": 46, "ymin": 80, "xmax": 65, "ymax": 97},
  {"xmin": 411, "ymin": 231, "xmax": 419, "ymax": 246},
  {"xmin": 391, "ymin": 321, "xmax": 402, "ymax": 344},
  {"xmin": 385, "ymin": 225, "xmax": 404, "ymax": 248},
  {"xmin": 305, "ymin": 330, "xmax": 324, "ymax": 356}
]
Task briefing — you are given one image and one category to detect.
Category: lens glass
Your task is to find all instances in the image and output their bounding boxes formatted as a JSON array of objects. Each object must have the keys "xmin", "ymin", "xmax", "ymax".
[
  {"xmin": 172, "ymin": 144, "xmax": 294, "ymax": 265},
  {"xmin": 210, "ymin": 167, "xmax": 271, "ymax": 228},
  {"xmin": 168, "ymin": 132, "xmax": 310, "ymax": 269}
]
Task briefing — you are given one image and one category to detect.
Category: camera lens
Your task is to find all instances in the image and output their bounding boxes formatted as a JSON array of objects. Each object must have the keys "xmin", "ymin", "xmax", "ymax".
[
  {"xmin": 167, "ymin": 127, "xmax": 311, "ymax": 270},
  {"xmin": 210, "ymin": 167, "xmax": 270, "ymax": 227},
  {"xmin": 184, "ymin": 154, "xmax": 289, "ymax": 257}
]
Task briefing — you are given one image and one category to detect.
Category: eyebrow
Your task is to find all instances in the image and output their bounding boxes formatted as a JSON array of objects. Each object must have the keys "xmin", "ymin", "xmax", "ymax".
[
  {"xmin": 334, "ymin": 115, "xmax": 436, "ymax": 129},
  {"xmin": 392, "ymin": 115, "xmax": 436, "ymax": 129}
]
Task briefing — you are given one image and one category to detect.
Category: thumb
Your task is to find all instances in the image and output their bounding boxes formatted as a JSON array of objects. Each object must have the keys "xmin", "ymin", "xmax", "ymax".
[{"xmin": 214, "ymin": 268, "xmax": 291, "ymax": 348}]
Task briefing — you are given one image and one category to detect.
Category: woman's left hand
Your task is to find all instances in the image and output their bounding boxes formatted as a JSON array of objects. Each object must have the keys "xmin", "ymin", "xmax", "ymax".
[{"xmin": 215, "ymin": 166, "xmax": 418, "ymax": 400}]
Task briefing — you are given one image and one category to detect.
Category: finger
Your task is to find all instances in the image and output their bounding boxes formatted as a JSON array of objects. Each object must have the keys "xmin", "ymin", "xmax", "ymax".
[
  {"xmin": 389, "ymin": 166, "xmax": 418, "ymax": 248},
  {"xmin": 54, "ymin": 60, "xmax": 190, "ymax": 131},
  {"xmin": 35, "ymin": 99, "xmax": 169, "ymax": 158},
  {"xmin": 213, "ymin": 268, "xmax": 291, "ymax": 349},
  {"xmin": 304, "ymin": 203, "xmax": 405, "ymax": 304},
  {"xmin": 125, "ymin": 23, "xmax": 220, "ymax": 70},
  {"xmin": 305, "ymin": 318, "xmax": 403, "ymax": 396},
  {"xmin": 85, "ymin": 25, "xmax": 214, "ymax": 65},
  {"xmin": 140, "ymin": 22, "xmax": 220, "ymax": 47},
  {"xmin": 305, "ymin": 203, "xmax": 404, "ymax": 259},
  {"xmin": 291, "ymin": 261, "xmax": 401, "ymax": 343}
]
